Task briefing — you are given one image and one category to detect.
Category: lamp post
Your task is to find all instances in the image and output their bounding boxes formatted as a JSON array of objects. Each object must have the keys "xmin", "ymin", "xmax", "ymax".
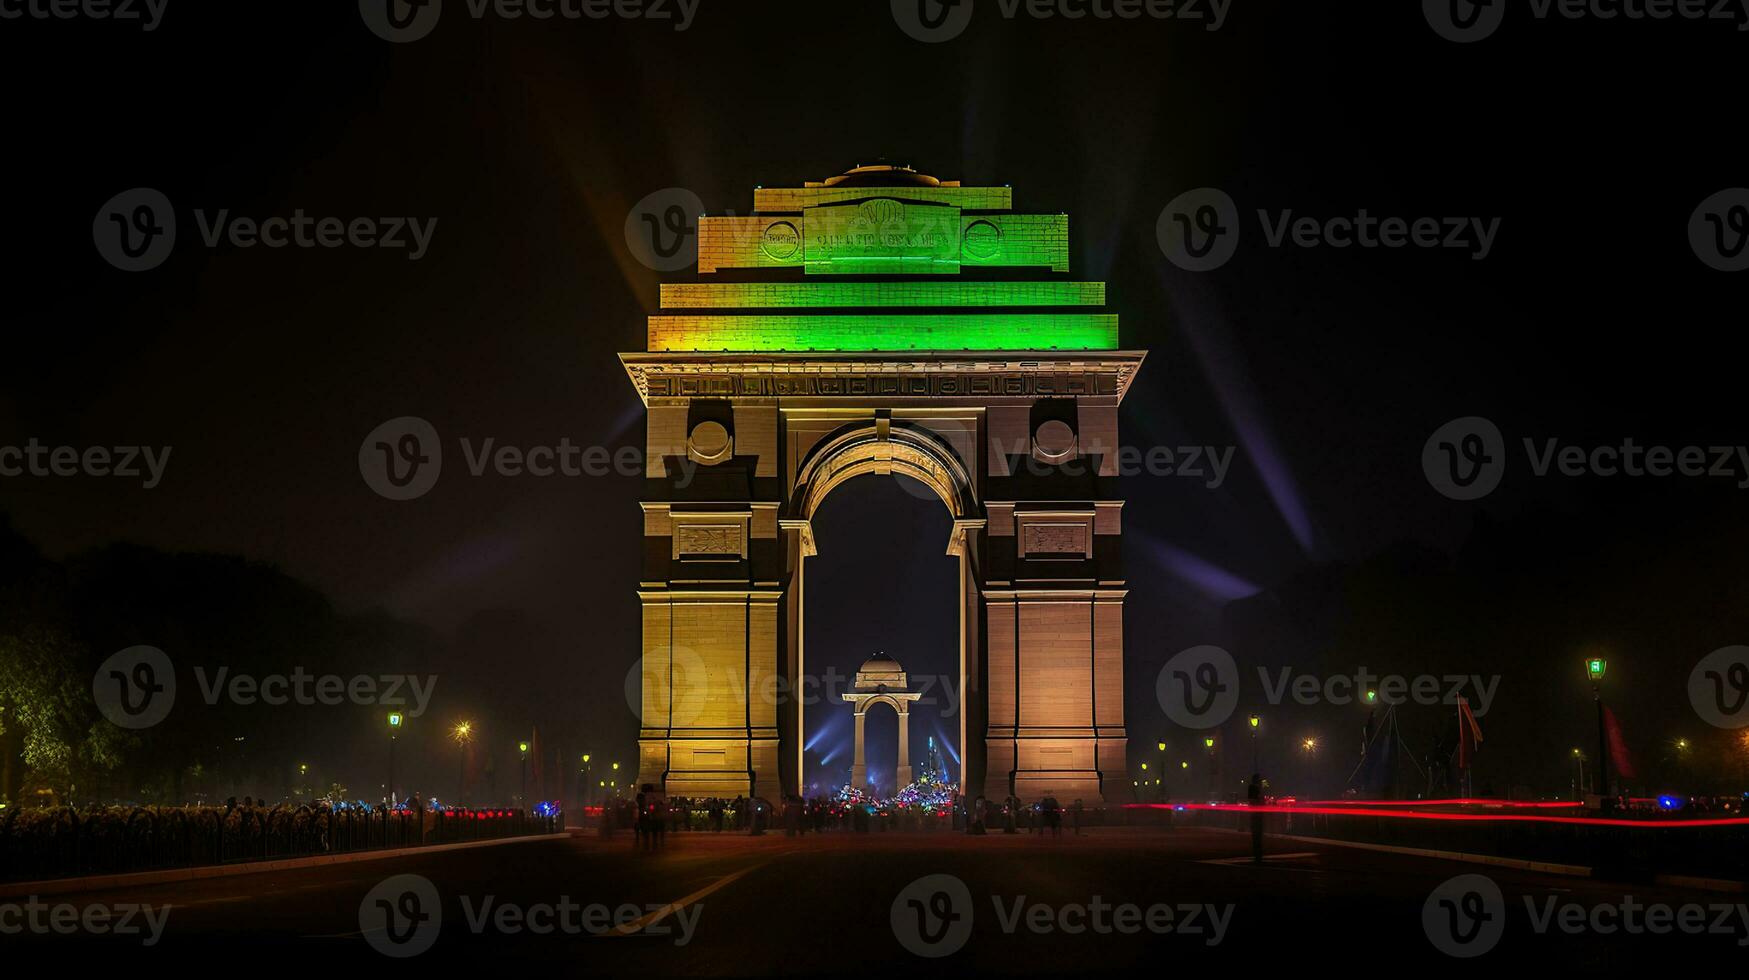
[
  {"xmin": 386, "ymin": 712, "xmax": 404, "ymax": 806},
  {"xmin": 581, "ymin": 754, "xmax": 592, "ymax": 807},
  {"xmin": 1571, "ymin": 748, "xmax": 1586, "ymax": 800},
  {"xmin": 1203, "ymin": 736, "xmax": 1217, "ymax": 798},
  {"xmin": 450, "ymin": 721, "xmax": 473, "ymax": 806},
  {"xmin": 1248, "ymin": 714, "xmax": 1261, "ymax": 772},
  {"xmin": 1587, "ymin": 657, "xmax": 1610, "ymax": 806},
  {"xmin": 1157, "ymin": 741, "xmax": 1167, "ymax": 802},
  {"xmin": 518, "ymin": 741, "xmax": 530, "ymax": 807}
]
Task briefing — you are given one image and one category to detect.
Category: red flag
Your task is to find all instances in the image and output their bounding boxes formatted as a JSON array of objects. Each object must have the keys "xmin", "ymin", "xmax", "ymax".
[
  {"xmin": 1457, "ymin": 697, "xmax": 1484, "ymax": 769},
  {"xmin": 1603, "ymin": 706, "xmax": 1636, "ymax": 779}
]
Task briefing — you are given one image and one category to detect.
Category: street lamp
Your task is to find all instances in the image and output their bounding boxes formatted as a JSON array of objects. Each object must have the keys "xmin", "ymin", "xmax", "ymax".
[
  {"xmin": 519, "ymin": 740, "xmax": 530, "ymax": 807},
  {"xmin": 1571, "ymin": 748, "xmax": 1587, "ymax": 800},
  {"xmin": 386, "ymin": 712, "xmax": 404, "ymax": 806},
  {"xmin": 1586, "ymin": 656, "xmax": 1611, "ymax": 806},
  {"xmin": 1203, "ymin": 736, "xmax": 1217, "ymax": 798},
  {"xmin": 450, "ymin": 721, "xmax": 474, "ymax": 805},
  {"xmin": 1248, "ymin": 714, "xmax": 1261, "ymax": 772},
  {"xmin": 581, "ymin": 753, "xmax": 593, "ymax": 807}
]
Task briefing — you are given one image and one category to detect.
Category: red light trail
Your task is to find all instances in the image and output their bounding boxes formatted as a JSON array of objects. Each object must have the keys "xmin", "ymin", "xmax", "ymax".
[{"xmin": 1125, "ymin": 802, "xmax": 1749, "ymax": 829}]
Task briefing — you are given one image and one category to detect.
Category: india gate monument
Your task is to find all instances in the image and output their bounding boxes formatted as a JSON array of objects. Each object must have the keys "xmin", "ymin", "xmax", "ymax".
[{"xmin": 622, "ymin": 164, "xmax": 1145, "ymax": 805}]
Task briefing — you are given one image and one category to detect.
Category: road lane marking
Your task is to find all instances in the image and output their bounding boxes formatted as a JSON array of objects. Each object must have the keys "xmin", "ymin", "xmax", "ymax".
[
  {"xmin": 603, "ymin": 863, "xmax": 765, "ymax": 938},
  {"xmin": 1197, "ymin": 852, "xmax": 1321, "ymax": 866}
]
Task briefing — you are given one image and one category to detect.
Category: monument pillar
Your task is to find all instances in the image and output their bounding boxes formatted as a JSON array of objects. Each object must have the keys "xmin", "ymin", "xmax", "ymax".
[
  {"xmin": 850, "ymin": 709, "xmax": 867, "ymax": 789},
  {"xmin": 895, "ymin": 706, "xmax": 913, "ymax": 789}
]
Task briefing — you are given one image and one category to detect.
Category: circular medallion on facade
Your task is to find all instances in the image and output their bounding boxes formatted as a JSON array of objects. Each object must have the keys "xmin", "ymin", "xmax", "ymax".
[
  {"xmin": 962, "ymin": 219, "xmax": 1002, "ymax": 260},
  {"xmin": 1033, "ymin": 420, "xmax": 1077, "ymax": 461},
  {"xmin": 760, "ymin": 220, "xmax": 801, "ymax": 261},
  {"xmin": 689, "ymin": 421, "xmax": 732, "ymax": 463}
]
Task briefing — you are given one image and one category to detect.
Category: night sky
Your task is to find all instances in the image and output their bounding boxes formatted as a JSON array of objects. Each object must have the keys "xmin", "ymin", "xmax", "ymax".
[{"xmin": 3, "ymin": 1, "xmax": 1744, "ymax": 799}]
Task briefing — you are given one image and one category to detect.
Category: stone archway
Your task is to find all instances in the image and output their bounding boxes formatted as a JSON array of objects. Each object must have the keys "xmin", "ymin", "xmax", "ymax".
[
  {"xmin": 623, "ymin": 163, "xmax": 1145, "ymax": 805},
  {"xmin": 840, "ymin": 654, "xmax": 923, "ymax": 791}
]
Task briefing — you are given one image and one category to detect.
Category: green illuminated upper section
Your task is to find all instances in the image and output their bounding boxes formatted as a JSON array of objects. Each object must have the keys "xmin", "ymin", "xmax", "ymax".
[
  {"xmin": 652, "ymin": 165, "xmax": 1116, "ymax": 353},
  {"xmin": 660, "ymin": 281, "xmax": 1106, "ymax": 309},
  {"xmin": 649, "ymin": 314, "xmax": 1118, "ymax": 353}
]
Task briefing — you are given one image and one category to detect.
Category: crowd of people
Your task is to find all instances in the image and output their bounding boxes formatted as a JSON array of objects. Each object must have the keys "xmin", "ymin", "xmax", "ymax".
[{"xmin": 599, "ymin": 787, "xmax": 1093, "ymax": 848}]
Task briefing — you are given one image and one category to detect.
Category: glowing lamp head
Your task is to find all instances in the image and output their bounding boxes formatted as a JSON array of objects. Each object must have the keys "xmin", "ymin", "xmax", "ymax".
[
  {"xmin": 387, "ymin": 712, "xmax": 404, "ymax": 729},
  {"xmin": 1204, "ymin": 737, "xmax": 1215, "ymax": 749},
  {"xmin": 518, "ymin": 741, "xmax": 529, "ymax": 754},
  {"xmin": 1586, "ymin": 657, "xmax": 1608, "ymax": 682},
  {"xmin": 1157, "ymin": 741, "xmax": 1167, "ymax": 752},
  {"xmin": 1180, "ymin": 761, "xmax": 1189, "ymax": 770},
  {"xmin": 1364, "ymin": 690, "xmax": 1378, "ymax": 705},
  {"xmin": 582, "ymin": 753, "xmax": 591, "ymax": 763},
  {"xmin": 1248, "ymin": 714, "xmax": 1261, "ymax": 730}
]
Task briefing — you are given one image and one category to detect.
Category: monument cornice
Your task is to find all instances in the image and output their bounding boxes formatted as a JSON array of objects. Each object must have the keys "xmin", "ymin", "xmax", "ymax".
[{"xmin": 619, "ymin": 350, "xmax": 1146, "ymax": 406}]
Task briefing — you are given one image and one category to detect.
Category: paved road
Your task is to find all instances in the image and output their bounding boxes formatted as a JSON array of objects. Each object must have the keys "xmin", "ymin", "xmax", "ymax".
[{"xmin": 6, "ymin": 826, "xmax": 1742, "ymax": 970}]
